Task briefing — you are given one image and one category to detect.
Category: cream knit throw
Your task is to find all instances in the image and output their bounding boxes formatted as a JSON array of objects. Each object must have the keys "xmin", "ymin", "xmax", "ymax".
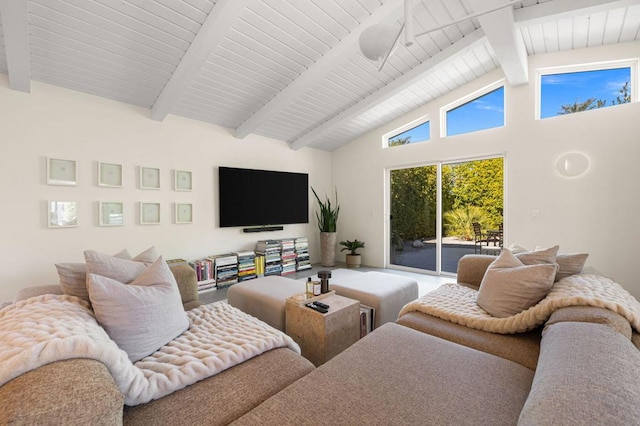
[
  {"xmin": 399, "ymin": 274, "xmax": 640, "ymax": 334},
  {"xmin": 0, "ymin": 295, "xmax": 300, "ymax": 406}
]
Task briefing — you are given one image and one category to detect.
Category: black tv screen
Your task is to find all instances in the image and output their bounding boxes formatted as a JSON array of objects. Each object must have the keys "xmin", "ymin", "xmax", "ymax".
[{"xmin": 218, "ymin": 167, "xmax": 309, "ymax": 228}]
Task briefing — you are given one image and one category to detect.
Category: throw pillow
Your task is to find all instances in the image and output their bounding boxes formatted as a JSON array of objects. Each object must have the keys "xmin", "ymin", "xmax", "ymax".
[
  {"xmin": 556, "ymin": 253, "xmax": 589, "ymax": 281},
  {"xmin": 131, "ymin": 246, "xmax": 159, "ymax": 263},
  {"xmin": 56, "ymin": 247, "xmax": 158, "ymax": 300},
  {"xmin": 84, "ymin": 250, "xmax": 151, "ymax": 284},
  {"xmin": 515, "ymin": 245, "xmax": 559, "ymax": 265},
  {"xmin": 56, "ymin": 249, "xmax": 130, "ymax": 300},
  {"xmin": 507, "ymin": 242, "xmax": 529, "ymax": 254},
  {"xmin": 477, "ymin": 250, "xmax": 558, "ymax": 318},
  {"xmin": 513, "ymin": 244, "xmax": 588, "ymax": 281},
  {"xmin": 87, "ymin": 256, "xmax": 189, "ymax": 362}
]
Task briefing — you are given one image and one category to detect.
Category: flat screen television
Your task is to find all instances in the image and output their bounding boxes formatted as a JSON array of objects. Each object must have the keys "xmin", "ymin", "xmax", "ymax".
[{"xmin": 218, "ymin": 167, "xmax": 309, "ymax": 228}]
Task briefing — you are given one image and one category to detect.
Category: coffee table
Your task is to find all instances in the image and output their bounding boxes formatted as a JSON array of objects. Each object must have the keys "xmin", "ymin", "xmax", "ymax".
[{"xmin": 285, "ymin": 293, "xmax": 360, "ymax": 366}]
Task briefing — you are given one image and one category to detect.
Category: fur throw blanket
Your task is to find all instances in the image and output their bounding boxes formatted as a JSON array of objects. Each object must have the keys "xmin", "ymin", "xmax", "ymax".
[
  {"xmin": 399, "ymin": 274, "xmax": 640, "ymax": 334},
  {"xmin": 0, "ymin": 295, "xmax": 300, "ymax": 406}
]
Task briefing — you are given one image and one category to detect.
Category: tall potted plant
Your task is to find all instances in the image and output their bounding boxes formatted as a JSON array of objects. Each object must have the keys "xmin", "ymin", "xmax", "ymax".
[
  {"xmin": 340, "ymin": 239, "xmax": 365, "ymax": 268},
  {"xmin": 311, "ymin": 187, "xmax": 339, "ymax": 267}
]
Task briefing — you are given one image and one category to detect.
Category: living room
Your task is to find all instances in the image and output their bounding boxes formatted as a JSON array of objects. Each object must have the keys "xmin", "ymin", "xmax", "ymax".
[
  {"xmin": 2, "ymin": 1, "xmax": 640, "ymax": 424},
  {"xmin": 1, "ymin": 40, "xmax": 639, "ymax": 303}
]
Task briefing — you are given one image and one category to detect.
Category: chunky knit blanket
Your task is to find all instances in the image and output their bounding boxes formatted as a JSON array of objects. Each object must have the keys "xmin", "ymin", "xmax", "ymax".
[
  {"xmin": 0, "ymin": 295, "xmax": 300, "ymax": 406},
  {"xmin": 399, "ymin": 274, "xmax": 640, "ymax": 334}
]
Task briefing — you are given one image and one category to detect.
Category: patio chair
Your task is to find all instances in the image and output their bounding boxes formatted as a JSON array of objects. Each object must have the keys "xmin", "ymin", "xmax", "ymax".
[
  {"xmin": 487, "ymin": 223, "xmax": 503, "ymax": 248},
  {"xmin": 472, "ymin": 222, "xmax": 487, "ymax": 254}
]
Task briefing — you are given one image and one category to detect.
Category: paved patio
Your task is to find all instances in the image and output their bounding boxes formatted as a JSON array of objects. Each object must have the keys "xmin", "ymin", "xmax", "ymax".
[{"xmin": 391, "ymin": 238, "xmax": 481, "ymax": 273}]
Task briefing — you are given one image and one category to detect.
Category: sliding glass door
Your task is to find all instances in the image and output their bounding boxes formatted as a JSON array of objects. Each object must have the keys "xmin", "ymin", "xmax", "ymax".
[{"xmin": 389, "ymin": 157, "xmax": 503, "ymax": 274}]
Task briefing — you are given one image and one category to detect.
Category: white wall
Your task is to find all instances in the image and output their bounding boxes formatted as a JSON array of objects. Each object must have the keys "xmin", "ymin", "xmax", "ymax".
[
  {"xmin": 334, "ymin": 41, "xmax": 640, "ymax": 299},
  {"xmin": 0, "ymin": 77, "xmax": 332, "ymax": 302}
]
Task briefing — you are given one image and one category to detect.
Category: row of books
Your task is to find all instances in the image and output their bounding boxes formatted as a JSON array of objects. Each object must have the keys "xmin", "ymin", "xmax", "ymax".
[{"xmin": 185, "ymin": 237, "xmax": 311, "ymax": 292}]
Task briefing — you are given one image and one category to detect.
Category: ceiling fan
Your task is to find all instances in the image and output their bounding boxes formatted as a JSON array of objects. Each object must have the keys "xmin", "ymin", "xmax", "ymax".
[{"xmin": 359, "ymin": 0, "xmax": 524, "ymax": 70}]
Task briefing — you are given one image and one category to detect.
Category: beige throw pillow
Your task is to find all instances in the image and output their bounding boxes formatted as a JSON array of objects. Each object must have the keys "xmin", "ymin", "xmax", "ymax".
[
  {"xmin": 87, "ymin": 256, "xmax": 189, "ymax": 362},
  {"xmin": 477, "ymin": 250, "xmax": 558, "ymax": 318},
  {"xmin": 56, "ymin": 247, "xmax": 159, "ymax": 300},
  {"xmin": 515, "ymin": 245, "xmax": 559, "ymax": 265},
  {"xmin": 556, "ymin": 253, "xmax": 589, "ymax": 281},
  {"xmin": 56, "ymin": 249, "xmax": 130, "ymax": 300},
  {"xmin": 84, "ymin": 250, "xmax": 151, "ymax": 284}
]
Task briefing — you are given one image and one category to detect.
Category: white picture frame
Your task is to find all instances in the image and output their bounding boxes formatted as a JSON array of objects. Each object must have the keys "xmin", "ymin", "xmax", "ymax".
[
  {"xmin": 175, "ymin": 203, "xmax": 193, "ymax": 224},
  {"xmin": 99, "ymin": 202, "xmax": 124, "ymax": 226},
  {"xmin": 98, "ymin": 162, "xmax": 123, "ymax": 187},
  {"xmin": 47, "ymin": 157, "xmax": 77, "ymax": 186},
  {"xmin": 174, "ymin": 170, "xmax": 192, "ymax": 191},
  {"xmin": 139, "ymin": 166, "xmax": 160, "ymax": 190},
  {"xmin": 140, "ymin": 202, "xmax": 160, "ymax": 225},
  {"xmin": 48, "ymin": 200, "xmax": 78, "ymax": 228}
]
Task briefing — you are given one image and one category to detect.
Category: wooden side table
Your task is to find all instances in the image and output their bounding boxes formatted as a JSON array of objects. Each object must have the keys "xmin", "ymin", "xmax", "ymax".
[{"xmin": 285, "ymin": 293, "xmax": 360, "ymax": 366}]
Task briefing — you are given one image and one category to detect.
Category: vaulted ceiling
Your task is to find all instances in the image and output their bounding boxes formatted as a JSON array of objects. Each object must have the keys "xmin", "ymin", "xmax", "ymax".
[{"xmin": 0, "ymin": 0, "xmax": 638, "ymax": 151}]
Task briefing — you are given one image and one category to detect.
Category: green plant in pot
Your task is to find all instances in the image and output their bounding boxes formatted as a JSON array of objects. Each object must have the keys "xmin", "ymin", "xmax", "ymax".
[
  {"xmin": 340, "ymin": 239, "xmax": 365, "ymax": 268},
  {"xmin": 311, "ymin": 187, "xmax": 339, "ymax": 266}
]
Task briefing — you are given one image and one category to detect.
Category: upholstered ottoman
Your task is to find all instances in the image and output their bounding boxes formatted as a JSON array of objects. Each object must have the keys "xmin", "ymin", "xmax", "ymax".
[
  {"xmin": 227, "ymin": 276, "xmax": 304, "ymax": 331},
  {"xmin": 330, "ymin": 272, "xmax": 418, "ymax": 328}
]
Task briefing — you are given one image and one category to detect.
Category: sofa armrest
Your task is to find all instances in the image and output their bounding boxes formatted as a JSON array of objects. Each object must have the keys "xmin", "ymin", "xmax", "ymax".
[
  {"xmin": 169, "ymin": 264, "xmax": 201, "ymax": 310},
  {"xmin": 0, "ymin": 359, "xmax": 124, "ymax": 425},
  {"xmin": 545, "ymin": 306, "xmax": 632, "ymax": 339},
  {"xmin": 519, "ymin": 321, "xmax": 640, "ymax": 425},
  {"xmin": 456, "ymin": 255, "xmax": 496, "ymax": 289},
  {"xmin": 13, "ymin": 284, "xmax": 63, "ymax": 303}
]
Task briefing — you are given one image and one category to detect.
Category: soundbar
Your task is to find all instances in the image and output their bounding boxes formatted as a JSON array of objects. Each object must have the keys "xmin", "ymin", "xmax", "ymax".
[{"xmin": 242, "ymin": 226, "xmax": 284, "ymax": 233}]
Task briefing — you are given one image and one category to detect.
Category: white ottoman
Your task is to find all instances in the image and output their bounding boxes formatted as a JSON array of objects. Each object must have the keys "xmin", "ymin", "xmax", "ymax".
[
  {"xmin": 330, "ymin": 272, "xmax": 419, "ymax": 329},
  {"xmin": 227, "ymin": 275, "xmax": 305, "ymax": 331}
]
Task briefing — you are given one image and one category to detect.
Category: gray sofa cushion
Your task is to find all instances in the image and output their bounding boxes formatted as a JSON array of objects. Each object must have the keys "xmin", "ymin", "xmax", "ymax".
[
  {"xmin": 519, "ymin": 321, "xmax": 640, "ymax": 425},
  {"xmin": 234, "ymin": 323, "xmax": 534, "ymax": 425}
]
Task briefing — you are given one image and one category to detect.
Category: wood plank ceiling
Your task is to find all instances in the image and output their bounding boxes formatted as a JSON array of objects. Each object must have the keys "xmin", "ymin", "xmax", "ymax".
[{"xmin": 0, "ymin": 0, "xmax": 639, "ymax": 151}]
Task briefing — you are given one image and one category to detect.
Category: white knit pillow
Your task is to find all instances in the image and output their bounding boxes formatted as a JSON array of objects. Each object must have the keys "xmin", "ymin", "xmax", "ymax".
[{"xmin": 87, "ymin": 256, "xmax": 189, "ymax": 362}]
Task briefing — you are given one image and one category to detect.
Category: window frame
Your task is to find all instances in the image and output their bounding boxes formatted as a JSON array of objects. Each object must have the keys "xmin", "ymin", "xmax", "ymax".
[
  {"xmin": 383, "ymin": 115, "xmax": 431, "ymax": 148},
  {"xmin": 440, "ymin": 79, "xmax": 506, "ymax": 139},
  {"xmin": 535, "ymin": 59, "xmax": 638, "ymax": 120}
]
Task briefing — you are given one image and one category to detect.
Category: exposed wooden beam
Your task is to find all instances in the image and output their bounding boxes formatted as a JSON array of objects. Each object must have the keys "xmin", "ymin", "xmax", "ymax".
[
  {"xmin": 234, "ymin": 0, "xmax": 405, "ymax": 139},
  {"xmin": 290, "ymin": 29, "xmax": 486, "ymax": 151},
  {"xmin": 151, "ymin": 0, "xmax": 250, "ymax": 121},
  {"xmin": 468, "ymin": 0, "xmax": 528, "ymax": 85},
  {"xmin": 0, "ymin": 0, "xmax": 31, "ymax": 92},
  {"xmin": 514, "ymin": 0, "xmax": 640, "ymax": 25}
]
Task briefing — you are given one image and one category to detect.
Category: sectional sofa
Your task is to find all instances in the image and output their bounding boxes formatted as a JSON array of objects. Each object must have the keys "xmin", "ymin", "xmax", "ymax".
[{"xmin": 1, "ymin": 255, "xmax": 639, "ymax": 425}]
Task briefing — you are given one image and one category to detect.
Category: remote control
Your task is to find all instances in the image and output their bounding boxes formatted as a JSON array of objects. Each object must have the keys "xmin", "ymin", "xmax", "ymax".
[
  {"xmin": 314, "ymin": 301, "xmax": 330, "ymax": 310},
  {"xmin": 305, "ymin": 302, "xmax": 328, "ymax": 314}
]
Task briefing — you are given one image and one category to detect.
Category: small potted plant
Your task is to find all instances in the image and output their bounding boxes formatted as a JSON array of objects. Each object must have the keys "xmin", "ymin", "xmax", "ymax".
[{"xmin": 340, "ymin": 239, "xmax": 365, "ymax": 268}]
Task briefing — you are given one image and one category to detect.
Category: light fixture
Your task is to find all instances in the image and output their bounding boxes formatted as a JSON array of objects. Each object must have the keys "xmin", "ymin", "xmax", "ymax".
[
  {"xmin": 556, "ymin": 152, "xmax": 590, "ymax": 177},
  {"xmin": 359, "ymin": 23, "xmax": 402, "ymax": 63},
  {"xmin": 359, "ymin": 0, "xmax": 524, "ymax": 71}
]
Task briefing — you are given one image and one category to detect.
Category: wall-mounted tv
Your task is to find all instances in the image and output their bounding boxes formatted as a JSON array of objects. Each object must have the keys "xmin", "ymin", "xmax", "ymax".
[{"xmin": 218, "ymin": 167, "xmax": 309, "ymax": 228}]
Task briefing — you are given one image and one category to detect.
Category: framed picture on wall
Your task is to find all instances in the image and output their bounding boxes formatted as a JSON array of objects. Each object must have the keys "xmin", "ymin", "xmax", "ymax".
[
  {"xmin": 174, "ymin": 170, "xmax": 192, "ymax": 191},
  {"xmin": 98, "ymin": 162, "xmax": 123, "ymax": 187},
  {"xmin": 175, "ymin": 203, "xmax": 193, "ymax": 224},
  {"xmin": 99, "ymin": 202, "xmax": 124, "ymax": 226},
  {"xmin": 48, "ymin": 200, "xmax": 78, "ymax": 228},
  {"xmin": 47, "ymin": 158, "xmax": 77, "ymax": 186},
  {"xmin": 139, "ymin": 166, "xmax": 160, "ymax": 190},
  {"xmin": 140, "ymin": 202, "xmax": 160, "ymax": 225}
]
